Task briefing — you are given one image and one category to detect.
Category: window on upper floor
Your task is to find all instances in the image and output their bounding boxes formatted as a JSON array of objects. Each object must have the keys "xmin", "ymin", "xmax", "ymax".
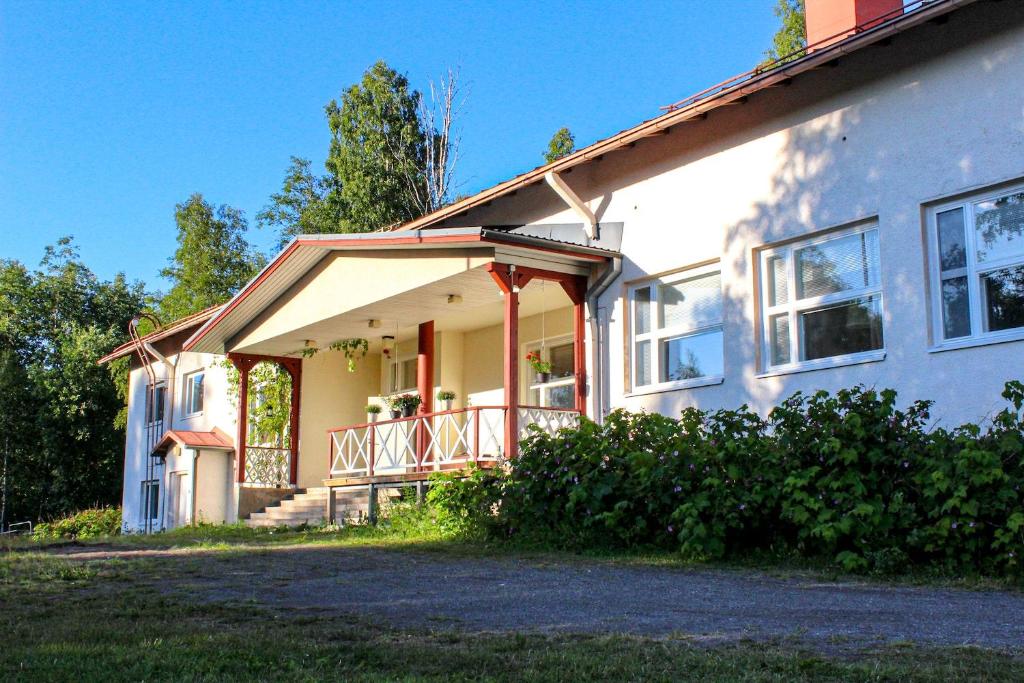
[
  {"xmin": 628, "ymin": 261, "xmax": 724, "ymax": 392},
  {"xmin": 183, "ymin": 371, "xmax": 205, "ymax": 416},
  {"xmin": 758, "ymin": 224, "xmax": 884, "ymax": 373},
  {"xmin": 146, "ymin": 383, "xmax": 166, "ymax": 425},
  {"xmin": 928, "ymin": 185, "xmax": 1024, "ymax": 349}
]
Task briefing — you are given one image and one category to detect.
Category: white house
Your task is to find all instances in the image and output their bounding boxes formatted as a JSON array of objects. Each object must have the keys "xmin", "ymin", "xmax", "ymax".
[{"xmin": 103, "ymin": 0, "xmax": 1024, "ymax": 531}]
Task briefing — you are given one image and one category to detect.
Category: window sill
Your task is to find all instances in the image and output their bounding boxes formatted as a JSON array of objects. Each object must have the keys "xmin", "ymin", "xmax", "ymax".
[
  {"xmin": 929, "ymin": 329, "xmax": 1024, "ymax": 354},
  {"xmin": 625, "ymin": 375, "xmax": 725, "ymax": 397},
  {"xmin": 757, "ymin": 350, "xmax": 886, "ymax": 379},
  {"xmin": 181, "ymin": 412, "xmax": 203, "ymax": 420}
]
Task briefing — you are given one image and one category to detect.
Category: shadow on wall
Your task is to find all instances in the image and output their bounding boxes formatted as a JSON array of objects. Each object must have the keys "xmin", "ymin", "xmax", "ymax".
[{"xmin": 615, "ymin": 3, "xmax": 1024, "ymax": 424}]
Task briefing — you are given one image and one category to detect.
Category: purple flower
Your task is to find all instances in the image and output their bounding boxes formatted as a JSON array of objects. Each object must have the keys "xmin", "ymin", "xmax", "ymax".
[
  {"xmin": 951, "ymin": 522, "xmax": 958, "ymax": 529},
  {"xmin": 667, "ymin": 525, "xmax": 674, "ymax": 533},
  {"xmin": 738, "ymin": 504, "xmax": 746, "ymax": 511},
  {"xmin": 673, "ymin": 485, "xmax": 682, "ymax": 493},
  {"xmin": 1010, "ymin": 552, "xmax": 1016, "ymax": 558},
  {"xmin": 969, "ymin": 522, "xmax": 976, "ymax": 528}
]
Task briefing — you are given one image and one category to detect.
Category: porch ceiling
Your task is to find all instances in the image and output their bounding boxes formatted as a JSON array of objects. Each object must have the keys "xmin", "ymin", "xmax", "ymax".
[
  {"xmin": 226, "ymin": 260, "xmax": 575, "ymax": 357},
  {"xmin": 185, "ymin": 228, "xmax": 611, "ymax": 355}
]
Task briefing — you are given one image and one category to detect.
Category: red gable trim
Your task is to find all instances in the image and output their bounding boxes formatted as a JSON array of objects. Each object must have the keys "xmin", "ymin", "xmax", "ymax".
[{"xmin": 182, "ymin": 233, "xmax": 608, "ymax": 352}]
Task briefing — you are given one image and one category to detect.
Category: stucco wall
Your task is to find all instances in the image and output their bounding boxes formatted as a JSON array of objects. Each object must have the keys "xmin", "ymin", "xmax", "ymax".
[
  {"xmin": 121, "ymin": 351, "xmax": 235, "ymax": 532},
  {"xmin": 298, "ymin": 348, "xmax": 381, "ymax": 488},
  {"xmin": 440, "ymin": 2, "xmax": 1024, "ymax": 427}
]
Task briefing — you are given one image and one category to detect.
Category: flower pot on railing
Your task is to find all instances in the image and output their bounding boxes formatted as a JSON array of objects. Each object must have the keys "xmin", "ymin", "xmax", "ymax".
[
  {"xmin": 401, "ymin": 405, "xmax": 416, "ymax": 418},
  {"xmin": 389, "ymin": 409, "xmax": 401, "ymax": 420},
  {"xmin": 368, "ymin": 413, "xmax": 377, "ymax": 423},
  {"xmin": 444, "ymin": 400, "xmax": 453, "ymax": 411},
  {"xmin": 535, "ymin": 371, "xmax": 551, "ymax": 385}
]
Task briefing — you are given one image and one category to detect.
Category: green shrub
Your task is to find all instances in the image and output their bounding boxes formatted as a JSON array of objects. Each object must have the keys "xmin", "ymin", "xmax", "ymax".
[
  {"xmin": 33, "ymin": 507, "xmax": 122, "ymax": 540},
  {"xmin": 770, "ymin": 387, "xmax": 932, "ymax": 571},
  {"xmin": 427, "ymin": 381, "xmax": 1024, "ymax": 576}
]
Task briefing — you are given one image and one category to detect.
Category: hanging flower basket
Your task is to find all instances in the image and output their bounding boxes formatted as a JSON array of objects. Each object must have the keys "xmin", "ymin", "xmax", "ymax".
[{"xmin": 526, "ymin": 351, "xmax": 552, "ymax": 385}]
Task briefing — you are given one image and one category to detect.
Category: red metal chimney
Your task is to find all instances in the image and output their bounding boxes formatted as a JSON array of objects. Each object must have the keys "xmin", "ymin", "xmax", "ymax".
[{"xmin": 805, "ymin": 0, "xmax": 904, "ymax": 51}]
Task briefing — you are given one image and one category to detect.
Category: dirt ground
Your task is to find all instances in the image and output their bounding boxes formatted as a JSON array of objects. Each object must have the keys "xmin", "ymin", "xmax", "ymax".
[{"xmin": 53, "ymin": 542, "xmax": 1024, "ymax": 653}]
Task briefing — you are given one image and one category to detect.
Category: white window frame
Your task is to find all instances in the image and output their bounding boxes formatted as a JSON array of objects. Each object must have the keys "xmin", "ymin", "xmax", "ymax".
[
  {"xmin": 758, "ymin": 223, "xmax": 885, "ymax": 375},
  {"xmin": 139, "ymin": 480, "xmax": 160, "ymax": 524},
  {"xmin": 927, "ymin": 183, "xmax": 1024, "ymax": 352},
  {"xmin": 384, "ymin": 354, "xmax": 418, "ymax": 396},
  {"xmin": 627, "ymin": 261, "xmax": 725, "ymax": 394},
  {"xmin": 147, "ymin": 382, "xmax": 166, "ymax": 426},
  {"xmin": 522, "ymin": 334, "xmax": 575, "ymax": 408},
  {"xmin": 182, "ymin": 370, "xmax": 205, "ymax": 417}
]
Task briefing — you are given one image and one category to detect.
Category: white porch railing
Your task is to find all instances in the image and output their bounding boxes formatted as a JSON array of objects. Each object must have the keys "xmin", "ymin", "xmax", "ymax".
[
  {"xmin": 243, "ymin": 446, "xmax": 292, "ymax": 487},
  {"xmin": 328, "ymin": 406, "xmax": 580, "ymax": 479}
]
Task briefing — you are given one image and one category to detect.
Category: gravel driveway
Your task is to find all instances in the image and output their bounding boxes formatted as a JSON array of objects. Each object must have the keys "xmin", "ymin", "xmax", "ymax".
[{"xmin": 61, "ymin": 544, "xmax": 1024, "ymax": 652}]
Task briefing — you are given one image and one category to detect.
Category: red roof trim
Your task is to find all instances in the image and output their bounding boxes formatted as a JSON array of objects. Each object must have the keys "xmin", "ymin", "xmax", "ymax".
[
  {"xmin": 153, "ymin": 428, "xmax": 234, "ymax": 455},
  {"xmin": 96, "ymin": 304, "xmax": 222, "ymax": 365}
]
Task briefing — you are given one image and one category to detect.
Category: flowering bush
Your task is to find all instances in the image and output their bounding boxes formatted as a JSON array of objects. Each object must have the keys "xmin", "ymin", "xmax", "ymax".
[{"xmin": 429, "ymin": 382, "xmax": 1024, "ymax": 575}]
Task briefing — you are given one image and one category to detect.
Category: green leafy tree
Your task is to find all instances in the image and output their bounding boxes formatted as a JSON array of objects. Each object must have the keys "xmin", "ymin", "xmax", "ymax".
[
  {"xmin": 325, "ymin": 61, "xmax": 427, "ymax": 232},
  {"xmin": 0, "ymin": 237, "xmax": 146, "ymax": 526},
  {"xmin": 159, "ymin": 193, "xmax": 266, "ymax": 320},
  {"xmin": 763, "ymin": 0, "xmax": 806, "ymax": 66},
  {"xmin": 544, "ymin": 127, "xmax": 575, "ymax": 164},
  {"xmin": 261, "ymin": 62, "xmax": 464, "ymax": 245},
  {"xmin": 256, "ymin": 157, "xmax": 344, "ymax": 250}
]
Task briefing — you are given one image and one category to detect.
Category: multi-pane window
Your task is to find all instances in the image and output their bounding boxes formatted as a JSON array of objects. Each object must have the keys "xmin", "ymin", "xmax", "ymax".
[
  {"xmin": 629, "ymin": 263, "xmax": 724, "ymax": 391},
  {"xmin": 760, "ymin": 225, "xmax": 884, "ymax": 370},
  {"xmin": 183, "ymin": 371, "xmax": 205, "ymax": 416},
  {"xmin": 929, "ymin": 187, "xmax": 1024, "ymax": 345},
  {"xmin": 525, "ymin": 338, "xmax": 575, "ymax": 408}
]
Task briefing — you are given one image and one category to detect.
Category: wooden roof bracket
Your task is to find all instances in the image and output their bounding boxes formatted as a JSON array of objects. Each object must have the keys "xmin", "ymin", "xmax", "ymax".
[{"xmin": 544, "ymin": 170, "xmax": 598, "ymax": 240}]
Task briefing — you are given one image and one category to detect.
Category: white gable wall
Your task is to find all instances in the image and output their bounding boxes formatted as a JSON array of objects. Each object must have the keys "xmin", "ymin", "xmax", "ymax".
[{"xmin": 444, "ymin": 2, "xmax": 1024, "ymax": 427}]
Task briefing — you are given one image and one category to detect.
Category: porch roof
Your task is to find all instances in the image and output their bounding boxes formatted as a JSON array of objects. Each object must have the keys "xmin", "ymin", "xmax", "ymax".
[
  {"xmin": 153, "ymin": 428, "xmax": 234, "ymax": 456},
  {"xmin": 183, "ymin": 228, "xmax": 615, "ymax": 356}
]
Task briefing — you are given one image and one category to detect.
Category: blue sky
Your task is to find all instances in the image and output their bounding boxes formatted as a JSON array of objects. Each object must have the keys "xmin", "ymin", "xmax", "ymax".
[{"xmin": 1, "ymin": 1, "xmax": 778, "ymax": 290}]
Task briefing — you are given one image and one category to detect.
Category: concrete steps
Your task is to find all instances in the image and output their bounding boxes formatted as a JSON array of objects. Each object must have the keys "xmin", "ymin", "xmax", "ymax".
[{"xmin": 244, "ymin": 486, "xmax": 372, "ymax": 528}]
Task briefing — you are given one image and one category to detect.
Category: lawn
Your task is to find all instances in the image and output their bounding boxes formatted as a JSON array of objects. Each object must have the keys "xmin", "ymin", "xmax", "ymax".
[{"xmin": 2, "ymin": 525, "xmax": 1024, "ymax": 681}]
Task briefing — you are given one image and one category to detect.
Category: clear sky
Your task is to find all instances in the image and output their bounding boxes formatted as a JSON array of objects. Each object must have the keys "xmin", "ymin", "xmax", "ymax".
[{"xmin": 1, "ymin": 0, "xmax": 778, "ymax": 290}]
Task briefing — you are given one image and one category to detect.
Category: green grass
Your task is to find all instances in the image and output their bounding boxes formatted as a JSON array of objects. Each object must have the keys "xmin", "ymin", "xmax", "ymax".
[{"xmin": 2, "ymin": 525, "xmax": 1024, "ymax": 681}]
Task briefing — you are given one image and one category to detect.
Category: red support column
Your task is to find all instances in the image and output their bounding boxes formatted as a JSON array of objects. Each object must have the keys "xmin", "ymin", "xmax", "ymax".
[
  {"xmin": 487, "ymin": 264, "xmax": 520, "ymax": 458},
  {"xmin": 228, "ymin": 355, "xmax": 257, "ymax": 484},
  {"xmin": 281, "ymin": 357, "xmax": 302, "ymax": 486},
  {"xmin": 573, "ymin": 300, "xmax": 587, "ymax": 415},
  {"xmin": 416, "ymin": 320, "xmax": 435, "ymax": 469},
  {"xmin": 558, "ymin": 275, "xmax": 589, "ymax": 417}
]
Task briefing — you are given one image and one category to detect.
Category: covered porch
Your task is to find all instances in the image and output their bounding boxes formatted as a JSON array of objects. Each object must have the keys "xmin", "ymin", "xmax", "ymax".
[{"xmin": 183, "ymin": 230, "xmax": 613, "ymax": 495}]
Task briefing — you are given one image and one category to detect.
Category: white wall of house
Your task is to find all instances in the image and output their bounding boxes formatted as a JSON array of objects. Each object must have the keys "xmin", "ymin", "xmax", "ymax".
[
  {"xmin": 120, "ymin": 350, "xmax": 235, "ymax": 532},
  {"xmin": 444, "ymin": 2, "xmax": 1024, "ymax": 428}
]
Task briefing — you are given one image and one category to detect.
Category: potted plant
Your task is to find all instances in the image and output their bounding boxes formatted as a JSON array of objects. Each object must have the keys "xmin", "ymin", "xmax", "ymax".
[
  {"xmin": 384, "ymin": 396, "xmax": 402, "ymax": 420},
  {"xmin": 366, "ymin": 404, "xmax": 382, "ymax": 423},
  {"xmin": 393, "ymin": 393, "xmax": 422, "ymax": 418},
  {"xmin": 437, "ymin": 389, "xmax": 456, "ymax": 411},
  {"xmin": 526, "ymin": 350, "xmax": 552, "ymax": 384}
]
